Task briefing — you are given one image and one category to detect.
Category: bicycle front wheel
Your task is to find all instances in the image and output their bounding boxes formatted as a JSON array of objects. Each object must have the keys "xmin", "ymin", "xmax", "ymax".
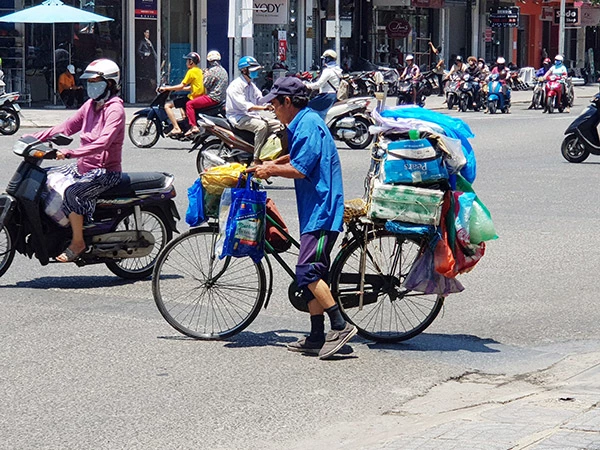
[
  {"xmin": 152, "ymin": 227, "xmax": 266, "ymax": 339},
  {"xmin": 330, "ymin": 229, "xmax": 444, "ymax": 343}
]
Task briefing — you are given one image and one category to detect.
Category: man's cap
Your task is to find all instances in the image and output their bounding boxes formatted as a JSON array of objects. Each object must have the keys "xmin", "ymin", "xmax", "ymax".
[
  {"xmin": 260, "ymin": 76, "xmax": 308, "ymax": 104},
  {"xmin": 67, "ymin": 64, "xmax": 75, "ymax": 74}
]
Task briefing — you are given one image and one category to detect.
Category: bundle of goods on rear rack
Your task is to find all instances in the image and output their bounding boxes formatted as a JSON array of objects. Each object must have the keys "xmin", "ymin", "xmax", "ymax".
[{"xmin": 365, "ymin": 106, "xmax": 497, "ymax": 294}]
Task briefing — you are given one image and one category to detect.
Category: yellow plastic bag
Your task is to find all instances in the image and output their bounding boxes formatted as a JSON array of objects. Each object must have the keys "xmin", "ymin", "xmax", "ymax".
[
  {"xmin": 201, "ymin": 163, "xmax": 247, "ymax": 195},
  {"xmin": 258, "ymin": 135, "xmax": 283, "ymax": 161}
]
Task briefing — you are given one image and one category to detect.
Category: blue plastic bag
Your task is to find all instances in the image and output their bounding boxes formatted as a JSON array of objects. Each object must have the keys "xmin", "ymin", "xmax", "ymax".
[
  {"xmin": 384, "ymin": 138, "xmax": 448, "ymax": 184},
  {"xmin": 185, "ymin": 178, "xmax": 205, "ymax": 227},
  {"xmin": 218, "ymin": 174, "xmax": 267, "ymax": 263},
  {"xmin": 380, "ymin": 107, "xmax": 477, "ymax": 183}
]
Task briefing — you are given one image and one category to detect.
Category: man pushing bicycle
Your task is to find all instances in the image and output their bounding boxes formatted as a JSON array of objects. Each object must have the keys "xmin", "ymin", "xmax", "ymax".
[{"xmin": 247, "ymin": 77, "xmax": 357, "ymax": 359}]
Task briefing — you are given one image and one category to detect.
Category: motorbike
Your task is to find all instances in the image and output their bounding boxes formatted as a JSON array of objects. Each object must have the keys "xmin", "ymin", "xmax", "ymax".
[
  {"xmin": 396, "ymin": 76, "xmax": 430, "ymax": 107},
  {"xmin": 0, "ymin": 134, "xmax": 180, "ymax": 280},
  {"xmin": 544, "ymin": 75, "xmax": 566, "ymax": 114},
  {"xmin": 192, "ymin": 114, "xmax": 259, "ymax": 173},
  {"xmin": 444, "ymin": 73, "xmax": 462, "ymax": 110},
  {"xmin": 530, "ymin": 77, "xmax": 546, "ymax": 110},
  {"xmin": 0, "ymin": 92, "xmax": 21, "ymax": 135},
  {"xmin": 325, "ymin": 96, "xmax": 375, "ymax": 149},
  {"xmin": 128, "ymin": 90, "xmax": 225, "ymax": 148},
  {"xmin": 487, "ymin": 75, "xmax": 510, "ymax": 114},
  {"xmin": 561, "ymin": 92, "xmax": 600, "ymax": 163},
  {"xmin": 193, "ymin": 97, "xmax": 375, "ymax": 173},
  {"xmin": 458, "ymin": 74, "xmax": 482, "ymax": 112}
]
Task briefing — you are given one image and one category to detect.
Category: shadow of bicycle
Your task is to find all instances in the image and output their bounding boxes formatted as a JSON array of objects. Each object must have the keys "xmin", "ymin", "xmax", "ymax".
[{"xmin": 367, "ymin": 333, "xmax": 501, "ymax": 354}]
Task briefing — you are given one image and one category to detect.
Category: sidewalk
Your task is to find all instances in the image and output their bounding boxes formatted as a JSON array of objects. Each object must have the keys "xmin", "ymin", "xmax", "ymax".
[
  {"xmin": 16, "ymin": 84, "xmax": 600, "ymax": 130},
  {"xmin": 290, "ymin": 349, "xmax": 600, "ymax": 449}
]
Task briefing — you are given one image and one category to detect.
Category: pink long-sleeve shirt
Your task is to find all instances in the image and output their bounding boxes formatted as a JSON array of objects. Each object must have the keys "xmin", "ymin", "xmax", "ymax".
[{"xmin": 33, "ymin": 96, "xmax": 125, "ymax": 174}]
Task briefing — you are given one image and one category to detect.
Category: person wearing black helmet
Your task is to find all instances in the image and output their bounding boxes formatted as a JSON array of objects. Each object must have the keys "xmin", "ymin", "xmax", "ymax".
[{"xmin": 159, "ymin": 51, "xmax": 205, "ymax": 136}]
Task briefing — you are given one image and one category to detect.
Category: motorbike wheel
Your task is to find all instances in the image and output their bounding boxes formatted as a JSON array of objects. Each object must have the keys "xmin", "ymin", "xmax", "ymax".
[
  {"xmin": 0, "ymin": 225, "xmax": 16, "ymax": 278},
  {"xmin": 105, "ymin": 207, "xmax": 173, "ymax": 280},
  {"xmin": 0, "ymin": 108, "xmax": 20, "ymax": 135},
  {"xmin": 129, "ymin": 115, "xmax": 159, "ymax": 148},
  {"xmin": 447, "ymin": 95, "xmax": 454, "ymax": 110},
  {"xmin": 195, "ymin": 139, "xmax": 229, "ymax": 173},
  {"xmin": 459, "ymin": 96, "xmax": 468, "ymax": 112},
  {"xmin": 532, "ymin": 91, "xmax": 542, "ymax": 109},
  {"xmin": 561, "ymin": 134, "xmax": 590, "ymax": 163},
  {"xmin": 546, "ymin": 97, "xmax": 554, "ymax": 114},
  {"xmin": 345, "ymin": 116, "xmax": 374, "ymax": 150},
  {"xmin": 396, "ymin": 95, "xmax": 408, "ymax": 106},
  {"xmin": 488, "ymin": 100, "xmax": 497, "ymax": 115}
]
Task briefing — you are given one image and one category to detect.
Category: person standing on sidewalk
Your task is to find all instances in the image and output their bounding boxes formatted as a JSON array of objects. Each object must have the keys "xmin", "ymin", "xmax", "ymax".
[{"xmin": 247, "ymin": 77, "xmax": 357, "ymax": 360}]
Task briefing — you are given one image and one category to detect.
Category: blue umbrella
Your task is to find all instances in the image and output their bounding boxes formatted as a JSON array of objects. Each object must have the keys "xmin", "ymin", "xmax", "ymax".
[{"xmin": 0, "ymin": 0, "xmax": 114, "ymax": 104}]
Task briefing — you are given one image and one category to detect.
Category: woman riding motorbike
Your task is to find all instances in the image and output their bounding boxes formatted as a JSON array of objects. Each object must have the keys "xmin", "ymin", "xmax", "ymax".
[
  {"xmin": 30, "ymin": 58, "xmax": 125, "ymax": 262},
  {"xmin": 543, "ymin": 54, "xmax": 570, "ymax": 113},
  {"xmin": 399, "ymin": 54, "xmax": 421, "ymax": 104}
]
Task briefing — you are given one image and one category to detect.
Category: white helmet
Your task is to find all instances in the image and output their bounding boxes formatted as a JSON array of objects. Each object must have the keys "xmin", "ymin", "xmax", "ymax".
[
  {"xmin": 207, "ymin": 50, "xmax": 221, "ymax": 62},
  {"xmin": 322, "ymin": 49, "xmax": 337, "ymax": 60},
  {"xmin": 80, "ymin": 58, "xmax": 120, "ymax": 85},
  {"xmin": 555, "ymin": 54, "xmax": 563, "ymax": 62},
  {"xmin": 496, "ymin": 57, "xmax": 505, "ymax": 64},
  {"xmin": 405, "ymin": 54, "xmax": 414, "ymax": 61}
]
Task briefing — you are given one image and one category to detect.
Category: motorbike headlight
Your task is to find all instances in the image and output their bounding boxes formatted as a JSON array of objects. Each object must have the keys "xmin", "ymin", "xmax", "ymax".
[{"xmin": 12, "ymin": 140, "xmax": 29, "ymax": 156}]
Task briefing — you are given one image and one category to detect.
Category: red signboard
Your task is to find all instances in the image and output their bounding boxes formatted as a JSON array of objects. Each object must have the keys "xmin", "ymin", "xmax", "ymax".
[
  {"xmin": 411, "ymin": 0, "xmax": 445, "ymax": 8},
  {"xmin": 386, "ymin": 19, "xmax": 412, "ymax": 38},
  {"xmin": 278, "ymin": 39, "xmax": 287, "ymax": 62}
]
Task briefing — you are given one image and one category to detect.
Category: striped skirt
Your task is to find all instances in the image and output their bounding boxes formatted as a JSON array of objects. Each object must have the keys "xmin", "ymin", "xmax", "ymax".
[{"xmin": 49, "ymin": 164, "xmax": 121, "ymax": 223}]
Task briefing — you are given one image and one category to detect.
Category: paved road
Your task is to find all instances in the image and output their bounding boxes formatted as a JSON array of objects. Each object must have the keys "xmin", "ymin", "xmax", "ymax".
[{"xmin": 1, "ymin": 88, "xmax": 600, "ymax": 449}]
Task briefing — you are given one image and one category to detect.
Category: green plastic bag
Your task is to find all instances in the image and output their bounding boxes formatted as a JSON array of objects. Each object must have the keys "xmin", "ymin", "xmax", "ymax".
[{"xmin": 455, "ymin": 175, "xmax": 498, "ymax": 244}]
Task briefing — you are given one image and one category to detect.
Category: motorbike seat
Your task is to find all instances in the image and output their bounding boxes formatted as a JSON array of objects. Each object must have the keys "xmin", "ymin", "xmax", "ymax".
[
  {"xmin": 99, "ymin": 172, "xmax": 172, "ymax": 198},
  {"xmin": 195, "ymin": 101, "xmax": 225, "ymax": 118}
]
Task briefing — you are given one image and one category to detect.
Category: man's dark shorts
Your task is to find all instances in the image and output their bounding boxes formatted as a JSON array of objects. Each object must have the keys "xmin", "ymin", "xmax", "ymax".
[
  {"xmin": 173, "ymin": 96, "xmax": 189, "ymax": 109},
  {"xmin": 296, "ymin": 230, "xmax": 339, "ymax": 302}
]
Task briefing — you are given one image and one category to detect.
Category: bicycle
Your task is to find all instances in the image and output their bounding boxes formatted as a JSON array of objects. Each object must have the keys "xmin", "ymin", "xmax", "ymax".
[{"xmin": 151, "ymin": 191, "xmax": 445, "ymax": 343}]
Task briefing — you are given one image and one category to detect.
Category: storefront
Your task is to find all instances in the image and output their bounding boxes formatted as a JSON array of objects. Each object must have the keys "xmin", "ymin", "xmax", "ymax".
[
  {"xmin": 371, "ymin": 0, "xmax": 441, "ymax": 70},
  {"xmin": 0, "ymin": 0, "xmax": 123, "ymax": 104}
]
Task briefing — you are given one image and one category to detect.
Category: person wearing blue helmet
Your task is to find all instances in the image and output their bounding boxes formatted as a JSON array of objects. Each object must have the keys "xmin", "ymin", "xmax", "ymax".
[{"xmin": 226, "ymin": 55, "xmax": 280, "ymax": 164}]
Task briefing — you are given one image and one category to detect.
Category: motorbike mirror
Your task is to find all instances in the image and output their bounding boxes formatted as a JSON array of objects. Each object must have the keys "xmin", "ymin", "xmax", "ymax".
[{"xmin": 49, "ymin": 133, "xmax": 72, "ymax": 146}]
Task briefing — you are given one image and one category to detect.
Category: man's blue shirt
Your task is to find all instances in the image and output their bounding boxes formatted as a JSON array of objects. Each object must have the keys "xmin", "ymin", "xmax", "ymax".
[{"xmin": 287, "ymin": 107, "xmax": 344, "ymax": 235}]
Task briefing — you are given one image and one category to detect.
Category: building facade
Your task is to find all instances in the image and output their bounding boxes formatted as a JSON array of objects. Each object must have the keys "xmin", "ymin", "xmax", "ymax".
[{"xmin": 0, "ymin": 0, "xmax": 599, "ymax": 105}]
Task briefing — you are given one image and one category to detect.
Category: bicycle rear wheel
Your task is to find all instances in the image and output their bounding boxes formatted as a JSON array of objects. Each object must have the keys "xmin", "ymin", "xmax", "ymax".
[
  {"xmin": 152, "ymin": 227, "xmax": 266, "ymax": 339},
  {"xmin": 330, "ymin": 229, "xmax": 444, "ymax": 343}
]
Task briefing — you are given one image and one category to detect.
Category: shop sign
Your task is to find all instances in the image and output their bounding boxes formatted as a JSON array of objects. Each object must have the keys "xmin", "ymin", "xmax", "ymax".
[
  {"xmin": 386, "ymin": 19, "xmax": 412, "ymax": 38},
  {"xmin": 254, "ymin": 0, "xmax": 288, "ymax": 24},
  {"xmin": 135, "ymin": 0, "xmax": 157, "ymax": 19},
  {"xmin": 489, "ymin": 7, "xmax": 519, "ymax": 28},
  {"xmin": 581, "ymin": 5, "xmax": 600, "ymax": 27},
  {"xmin": 411, "ymin": 0, "xmax": 444, "ymax": 8},
  {"xmin": 554, "ymin": 7, "xmax": 579, "ymax": 25},
  {"xmin": 540, "ymin": 6, "xmax": 554, "ymax": 21},
  {"xmin": 325, "ymin": 20, "xmax": 352, "ymax": 38},
  {"xmin": 484, "ymin": 27, "xmax": 493, "ymax": 43}
]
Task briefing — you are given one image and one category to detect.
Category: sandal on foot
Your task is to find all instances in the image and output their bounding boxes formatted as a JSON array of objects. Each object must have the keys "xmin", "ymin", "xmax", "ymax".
[
  {"xmin": 56, "ymin": 247, "xmax": 83, "ymax": 263},
  {"xmin": 184, "ymin": 127, "xmax": 200, "ymax": 137},
  {"xmin": 166, "ymin": 130, "xmax": 182, "ymax": 138}
]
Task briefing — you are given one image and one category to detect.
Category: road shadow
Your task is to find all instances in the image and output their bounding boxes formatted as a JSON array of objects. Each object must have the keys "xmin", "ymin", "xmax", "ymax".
[
  {"xmin": 367, "ymin": 333, "xmax": 501, "ymax": 354},
  {"xmin": 0, "ymin": 275, "xmax": 141, "ymax": 290}
]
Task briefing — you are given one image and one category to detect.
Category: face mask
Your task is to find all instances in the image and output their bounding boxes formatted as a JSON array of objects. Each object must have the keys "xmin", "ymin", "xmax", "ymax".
[
  {"xmin": 87, "ymin": 80, "xmax": 108, "ymax": 100},
  {"xmin": 249, "ymin": 70, "xmax": 259, "ymax": 79},
  {"xmin": 555, "ymin": 61, "xmax": 562, "ymax": 66}
]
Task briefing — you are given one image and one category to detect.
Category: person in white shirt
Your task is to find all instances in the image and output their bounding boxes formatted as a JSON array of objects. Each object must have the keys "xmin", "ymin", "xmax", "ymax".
[
  {"xmin": 305, "ymin": 49, "xmax": 343, "ymax": 119},
  {"xmin": 226, "ymin": 55, "xmax": 280, "ymax": 164}
]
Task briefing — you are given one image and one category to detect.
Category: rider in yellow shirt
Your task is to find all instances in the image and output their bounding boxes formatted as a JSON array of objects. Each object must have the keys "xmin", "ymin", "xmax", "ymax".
[{"xmin": 159, "ymin": 52, "xmax": 205, "ymax": 136}]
